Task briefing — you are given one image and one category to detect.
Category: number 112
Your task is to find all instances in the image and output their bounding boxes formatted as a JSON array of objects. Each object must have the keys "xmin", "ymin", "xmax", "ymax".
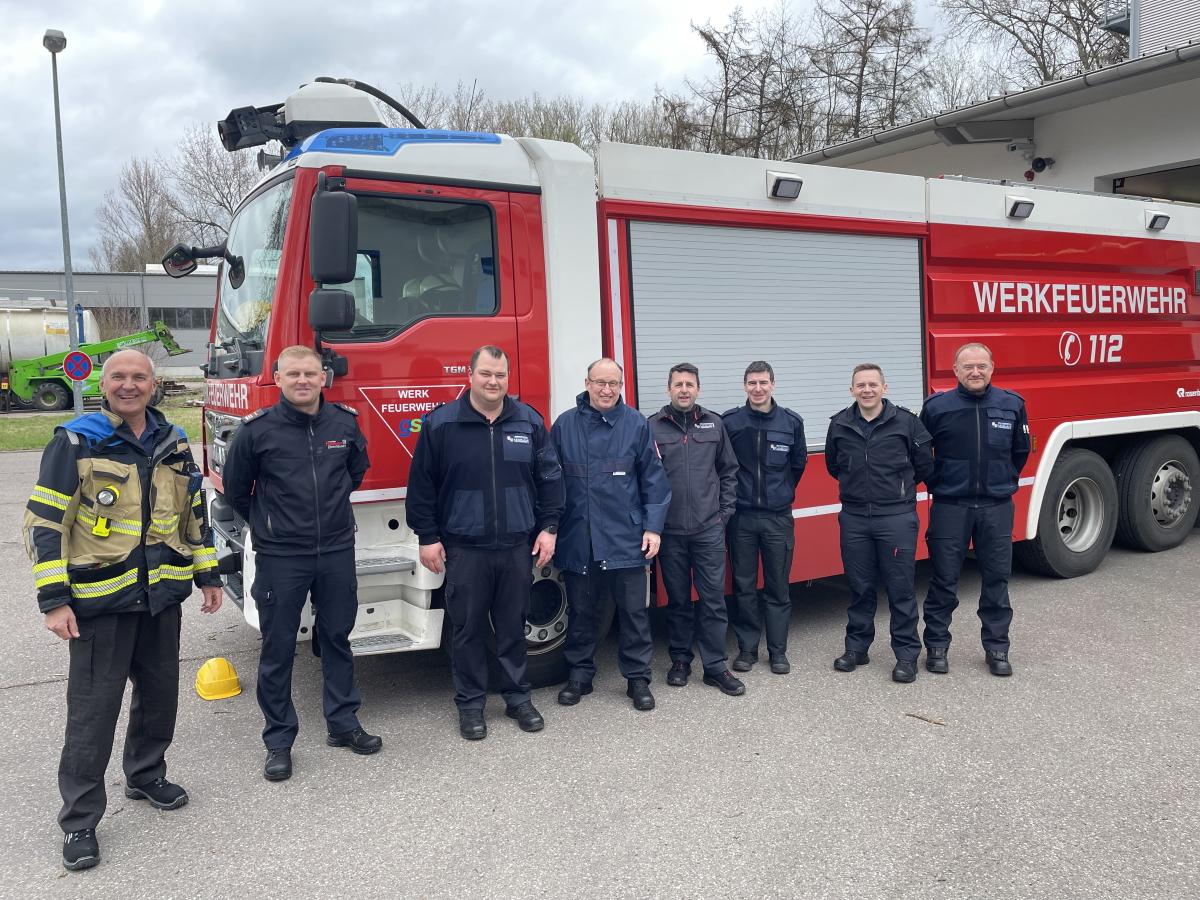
[{"xmin": 1089, "ymin": 334, "xmax": 1123, "ymax": 363}]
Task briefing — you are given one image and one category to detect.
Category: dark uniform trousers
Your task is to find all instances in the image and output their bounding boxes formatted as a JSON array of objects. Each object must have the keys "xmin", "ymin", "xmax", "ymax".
[
  {"xmin": 59, "ymin": 604, "xmax": 181, "ymax": 833},
  {"xmin": 563, "ymin": 558, "xmax": 652, "ymax": 683},
  {"xmin": 839, "ymin": 510, "xmax": 921, "ymax": 661},
  {"xmin": 659, "ymin": 523, "xmax": 730, "ymax": 675},
  {"xmin": 443, "ymin": 544, "xmax": 533, "ymax": 710},
  {"xmin": 923, "ymin": 500, "xmax": 1015, "ymax": 653},
  {"xmin": 253, "ymin": 549, "xmax": 361, "ymax": 750},
  {"xmin": 729, "ymin": 513, "xmax": 795, "ymax": 658}
]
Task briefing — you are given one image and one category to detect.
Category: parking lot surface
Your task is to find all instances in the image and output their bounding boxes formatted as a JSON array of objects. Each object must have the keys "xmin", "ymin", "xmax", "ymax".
[{"xmin": 0, "ymin": 447, "xmax": 1197, "ymax": 899}]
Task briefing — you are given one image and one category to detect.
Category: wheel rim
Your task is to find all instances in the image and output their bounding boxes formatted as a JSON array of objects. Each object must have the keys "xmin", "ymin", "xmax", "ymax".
[
  {"xmin": 35, "ymin": 387, "xmax": 61, "ymax": 410},
  {"xmin": 525, "ymin": 567, "xmax": 568, "ymax": 655},
  {"xmin": 1151, "ymin": 460, "xmax": 1192, "ymax": 529},
  {"xmin": 1056, "ymin": 476, "xmax": 1105, "ymax": 552}
]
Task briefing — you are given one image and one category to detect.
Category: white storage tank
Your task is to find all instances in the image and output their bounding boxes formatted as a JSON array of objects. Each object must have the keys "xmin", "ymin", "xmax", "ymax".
[{"xmin": 0, "ymin": 307, "xmax": 101, "ymax": 373}]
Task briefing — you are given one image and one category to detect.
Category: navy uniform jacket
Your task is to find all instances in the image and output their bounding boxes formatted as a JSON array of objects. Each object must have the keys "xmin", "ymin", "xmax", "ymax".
[
  {"xmin": 824, "ymin": 399, "xmax": 934, "ymax": 517},
  {"xmin": 551, "ymin": 393, "xmax": 671, "ymax": 574},
  {"xmin": 223, "ymin": 396, "xmax": 369, "ymax": 556},
  {"xmin": 722, "ymin": 400, "xmax": 807, "ymax": 517},
  {"xmin": 919, "ymin": 384, "xmax": 1031, "ymax": 506},
  {"xmin": 406, "ymin": 395, "xmax": 564, "ymax": 550}
]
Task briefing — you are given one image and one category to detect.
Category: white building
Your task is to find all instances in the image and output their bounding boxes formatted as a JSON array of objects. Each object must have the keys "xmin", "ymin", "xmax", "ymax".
[{"xmin": 793, "ymin": 5, "xmax": 1200, "ymax": 204}]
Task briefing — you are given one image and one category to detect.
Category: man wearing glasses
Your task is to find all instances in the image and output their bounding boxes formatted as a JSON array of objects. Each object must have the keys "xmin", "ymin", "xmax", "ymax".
[
  {"xmin": 551, "ymin": 359, "xmax": 671, "ymax": 711},
  {"xmin": 919, "ymin": 343, "xmax": 1030, "ymax": 677}
]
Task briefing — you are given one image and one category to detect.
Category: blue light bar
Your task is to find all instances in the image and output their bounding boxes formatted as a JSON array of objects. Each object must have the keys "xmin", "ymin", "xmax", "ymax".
[{"xmin": 286, "ymin": 128, "xmax": 502, "ymax": 161}]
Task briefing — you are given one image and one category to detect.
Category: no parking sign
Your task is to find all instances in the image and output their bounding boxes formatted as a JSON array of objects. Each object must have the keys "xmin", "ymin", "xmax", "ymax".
[{"xmin": 63, "ymin": 351, "xmax": 92, "ymax": 382}]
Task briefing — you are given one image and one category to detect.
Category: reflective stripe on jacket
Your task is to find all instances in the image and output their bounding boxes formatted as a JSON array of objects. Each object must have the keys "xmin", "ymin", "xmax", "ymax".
[{"xmin": 23, "ymin": 405, "xmax": 220, "ymax": 616}]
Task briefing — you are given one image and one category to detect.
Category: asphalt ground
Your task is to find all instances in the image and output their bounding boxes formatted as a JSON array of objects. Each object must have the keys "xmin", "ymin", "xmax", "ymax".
[{"xmin": 0, "ymin": 447, "xmax": 1197, "ymax": 899}]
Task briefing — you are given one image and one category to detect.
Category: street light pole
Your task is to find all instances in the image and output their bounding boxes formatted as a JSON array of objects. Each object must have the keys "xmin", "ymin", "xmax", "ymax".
[{"xmin": 45, "ymin": 29, "xmax": 85, "ymax": 415}]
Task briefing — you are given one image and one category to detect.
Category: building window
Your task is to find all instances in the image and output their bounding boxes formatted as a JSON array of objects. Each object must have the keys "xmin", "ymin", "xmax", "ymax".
[{"xmin": 147, "ymin": 307, "xmax": 214, "ymax": 330}]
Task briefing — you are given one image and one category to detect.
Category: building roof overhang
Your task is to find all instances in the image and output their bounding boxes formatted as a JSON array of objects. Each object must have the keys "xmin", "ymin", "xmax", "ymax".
[{"xmin": 791, "ymin": 43, "xmax": 1200, "ymax": 166}]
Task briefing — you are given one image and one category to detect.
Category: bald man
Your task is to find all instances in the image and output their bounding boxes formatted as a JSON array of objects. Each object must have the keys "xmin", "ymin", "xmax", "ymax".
[{"xmin": 24, "ymin": 350, "xmax": 223, "ymax": 870}]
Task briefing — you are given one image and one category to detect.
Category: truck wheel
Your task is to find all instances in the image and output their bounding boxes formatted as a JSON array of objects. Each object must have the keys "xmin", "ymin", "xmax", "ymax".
[
  {"xmin": 32, "ymin": 382, "xmax": 69, "ymax": 412},
  {"xmin": 1113, "ymin": 434, "xmax": 1200, "ymax": 552},
  {"xmin": 481, "ymin": 565, "xmax": 614, "ymax": 691},
  {"xmin": 1015, "ymin": 448, "xmax": 1117, "ymax": 578}
]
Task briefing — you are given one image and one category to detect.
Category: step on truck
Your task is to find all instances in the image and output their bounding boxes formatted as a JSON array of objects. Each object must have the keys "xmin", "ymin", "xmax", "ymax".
[{"xmin": 165, "ymin": 79, "xmax": 1200, "ymax": 688}]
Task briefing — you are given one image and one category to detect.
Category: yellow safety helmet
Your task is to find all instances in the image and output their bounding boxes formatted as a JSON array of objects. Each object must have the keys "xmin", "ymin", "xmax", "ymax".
[{"xmin": 195, "ymin": 657, "xmax": 241, "ymax": 700}]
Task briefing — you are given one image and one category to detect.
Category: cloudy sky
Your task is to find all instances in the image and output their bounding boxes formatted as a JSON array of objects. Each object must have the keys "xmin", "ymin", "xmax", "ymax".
[{"xmin": 3, "ymin": 0, "xmax": 938, "ymax": 272}]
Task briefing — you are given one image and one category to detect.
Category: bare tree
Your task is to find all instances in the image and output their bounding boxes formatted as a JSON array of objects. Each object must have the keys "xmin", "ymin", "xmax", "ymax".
[
  {"xmin": 87, "ymin": 292, "xmax": 144, "ymax": 341},
  {"xmin": 89, "ymin": 157, "xmax": 179, "ymax": 273},
  {"xmin": 918, "ymin": 39, "xmax": 1010, "ymax": 115},
  {"xmin": 169, "ymin": 124, "xmax": 262, "ymax": 247},
  {"xmin": 809, "ymin": 0, "xmax": 934, "ymax": 142},
  {"xmin": 874, "ymin": 0, "xmax": 933, "ymax": 128},
  {"xmin": 938, "ymin": 0, "xmax": 1127, "ymax": 86}
]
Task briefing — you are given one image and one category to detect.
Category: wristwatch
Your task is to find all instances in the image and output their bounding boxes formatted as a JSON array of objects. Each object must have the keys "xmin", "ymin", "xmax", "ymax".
[{"xmin": 545, "ymin": 525, "xmax": 559, "ymax": 535}]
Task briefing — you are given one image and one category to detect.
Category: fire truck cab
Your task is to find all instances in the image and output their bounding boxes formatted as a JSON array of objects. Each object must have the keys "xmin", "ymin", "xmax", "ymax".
[{"xmin": 178, "ymin": 81, "xmax": 1200, "ymax": 689}]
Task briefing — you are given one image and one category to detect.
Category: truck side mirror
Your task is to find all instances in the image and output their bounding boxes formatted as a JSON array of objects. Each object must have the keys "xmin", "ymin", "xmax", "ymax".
[
  {"xmin": 309, "ymin": 190, "xmax": 358, "ymax": 284},
  {"xmin": 309, "ymin": 289, "xmax": 356, "ymax": 332},
  {"xmin": 162, "ymin": 244, "xmax": 198, "ymax": 278}
]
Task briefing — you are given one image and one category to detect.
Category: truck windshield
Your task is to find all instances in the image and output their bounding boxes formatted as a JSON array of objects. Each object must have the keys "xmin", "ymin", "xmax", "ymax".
[
  {"xmin": 215, "ymin": 179, "xmax": 293, "ymax": 351},
  {"xmin": 321, "ymin": 195, "xmax": 496, "ymax": 343}
]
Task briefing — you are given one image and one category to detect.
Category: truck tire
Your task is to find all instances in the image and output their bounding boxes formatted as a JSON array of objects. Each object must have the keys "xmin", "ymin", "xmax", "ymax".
[
  {"xmin": 1015, "ymin": 448, "xmax": 1117, "ymax": 578},
  {"xmin": 1113, "ymin": 434, "xmax": 1200, "ymax": 552},
  {"xmin": 32, "ymin": 382, "xmax": 69, "ymax": 412}
]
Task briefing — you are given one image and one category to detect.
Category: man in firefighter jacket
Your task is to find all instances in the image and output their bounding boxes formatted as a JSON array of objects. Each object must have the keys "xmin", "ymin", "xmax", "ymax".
[
  {"xmin": 649, "ymin": 363, "xmax": 744, "ymax": 696},
  {"xmin": 408, "ymin": 346, "xmax": 564, "ymax": 740},
  {"xmin": 24, "ymin": 349, "xmax": 223, "ymax": 871},
  {"xmin": 825, "ymin": 364, "xmax": 935, "ymax": 684},
  {"xmin": 920, "ymin": 343, "xmax": 1031, "ymax": 677},
  {"xmin": 723, "ymin": 361, "xmax": 807, "ymax": 675},
  {"xmin": 223, "ymin": 345, "xmax": 378, "ymax": 781},
  {"xmin": 552, "ymin": 358, "xmax": 671, "ymax": 711}
]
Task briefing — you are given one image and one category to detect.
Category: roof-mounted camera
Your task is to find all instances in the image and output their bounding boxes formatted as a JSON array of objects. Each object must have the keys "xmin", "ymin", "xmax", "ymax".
[{"xmin": 216, "ymin": 78, "xmax": 427, "ymax": 153}]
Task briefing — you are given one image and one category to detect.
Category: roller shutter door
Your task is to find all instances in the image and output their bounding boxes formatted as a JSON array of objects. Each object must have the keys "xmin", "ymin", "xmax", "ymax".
[{"xmin": 628, "ymin": 220, "xmax": 924, "ymax": 447}]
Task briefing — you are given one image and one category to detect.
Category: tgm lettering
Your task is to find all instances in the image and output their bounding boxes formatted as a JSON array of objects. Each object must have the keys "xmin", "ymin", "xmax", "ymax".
[
  {"xmin": 206, "ymin": 381, "xmax": 249, "ymax": 410},
  {"xmin": 973, "ymin": 282, "xmax": 1188, "ymax": 316}
]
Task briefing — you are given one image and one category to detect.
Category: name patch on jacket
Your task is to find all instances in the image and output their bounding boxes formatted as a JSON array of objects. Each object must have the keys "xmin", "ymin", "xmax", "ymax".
[
  {"xmin": 506, "ymin": 434, "xmax": 530, "ymax": 444},
  {"xmin": 990, "ymin": 421, "xmax": 1013, "ymax": 431},
  {"xmin": 694, "ymin": 422, "xmax": 715, "ymax": 429},
  {"xmin": 769, "ymin": 443, "xmax": 790, "ymax": 452},
  {"xmin": 326, "ymin": 440, "xmax": 348, "ymax": 449}
]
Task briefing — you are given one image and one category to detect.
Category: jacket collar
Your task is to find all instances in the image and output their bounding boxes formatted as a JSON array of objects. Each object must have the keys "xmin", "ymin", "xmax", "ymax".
[
  {"xmin": 657, "ymin": 404, "xmax": 712, "ymax": 426},
  {"xmin": 456, "ymin": 393, "xmax": 516, "ymax": 424},
  {"xmin": 577, "ymin": 390, "xmax": 625, "ymax": 424},
  {"xmin": 276, "ymin": 394, "xmax": 326, "ymax": 426},
  {"xmin": 832, "ymin": 398, "xmax": 897, "ymax": 430},
  {"xmin": 956, "ymin": 383, "xmax": 993, "ymax": 404},
  {"xmin": 743, "ymin": 398, "xmax": 776, "ymax": 421}
]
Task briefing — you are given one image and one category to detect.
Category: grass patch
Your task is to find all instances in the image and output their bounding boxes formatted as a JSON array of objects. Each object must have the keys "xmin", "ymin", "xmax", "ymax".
[{"xmin": 0, "ymin": 395, "xmax": 203, "ymax": 452}]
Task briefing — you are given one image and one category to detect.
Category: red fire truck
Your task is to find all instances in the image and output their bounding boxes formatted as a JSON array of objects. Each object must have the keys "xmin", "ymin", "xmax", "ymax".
[{"xmin": 165, "ymin": 80, "xmax": 1200, "ymax": 687}]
